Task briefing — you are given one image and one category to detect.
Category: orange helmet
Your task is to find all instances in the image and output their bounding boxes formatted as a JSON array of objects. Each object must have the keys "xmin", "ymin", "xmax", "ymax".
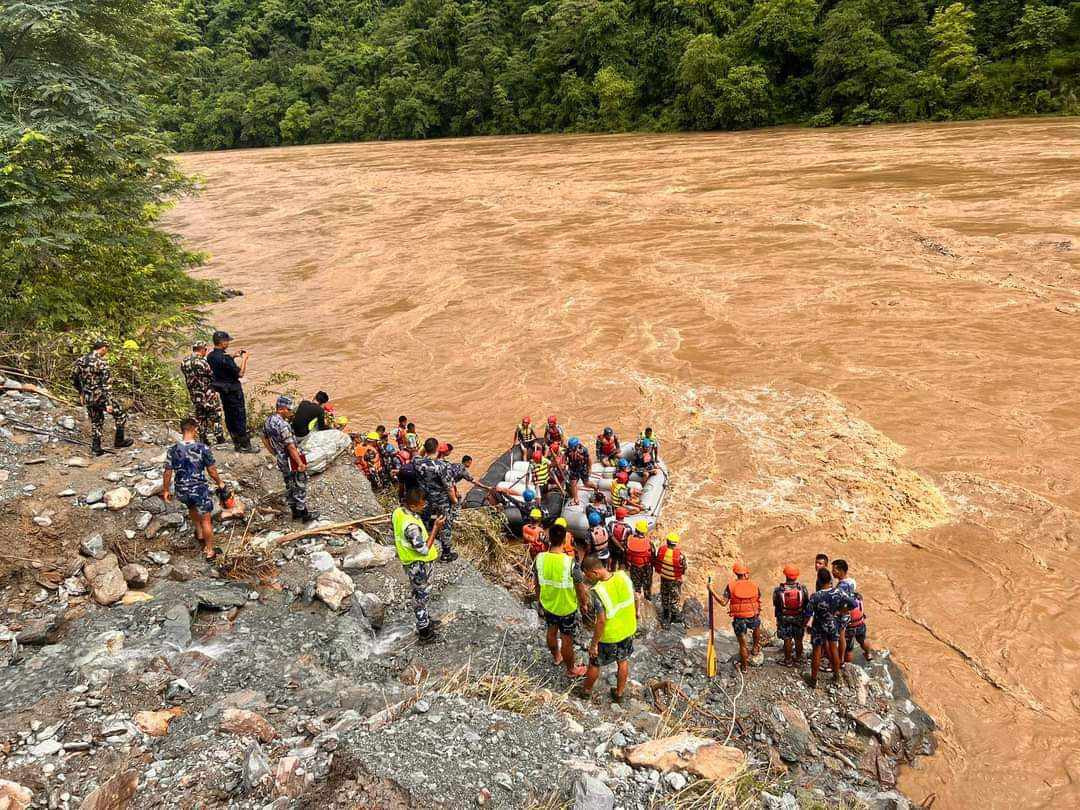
[
  {"xmin": 782, "ymin": 564, "xmax": 799, "ymax": 579},
  {"xmin": 548, "ymin": 415, "xmax": 557, "ymax": 424},
  {"xmin": 522, "ymin": 416, "xmax": 531, "ymax": 424},
  {"xmin": 532, "ymin": 450, "xmax": 542, "ymax": 462},
  {"xmin": 732, "ymin": 561, "xmax": 750, "ymax": 575}
]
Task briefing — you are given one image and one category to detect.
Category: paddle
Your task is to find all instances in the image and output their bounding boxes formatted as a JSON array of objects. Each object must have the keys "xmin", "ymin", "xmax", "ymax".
[{"xmin": 706, "ymin": 575, "xmax": 717, "ymax": 678}]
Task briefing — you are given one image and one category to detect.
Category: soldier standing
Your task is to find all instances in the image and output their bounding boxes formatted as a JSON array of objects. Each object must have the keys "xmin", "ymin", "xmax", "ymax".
[
  {"xmin": 261, "ymin": 396, "xmax": 318, "ymax": 523},
  {"xmin": 207, "ymin": 330, "xmax": 258, "ymax": 453},
  {"xmin": 180, "ymin": 341, "xmax": 226, "ymax": 446},
  {"xmin": 72, "ymin": 340, "xmax": 134, "ymax": 456},
  {"xmin": 413, "ymin": 437, "xmax": 459, "ymax": 562}
]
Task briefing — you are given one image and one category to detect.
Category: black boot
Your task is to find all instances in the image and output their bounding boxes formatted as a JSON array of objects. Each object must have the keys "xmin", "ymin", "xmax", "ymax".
[
  {"xmin": 91, "ymin": 436, "xmax": 105, "ymax": 457},
  {"xmin": 417, "ymin": 625, "xmax": 438, "ymax": 644},
  {"xmin": 439, "ymin": 549, "xmax": 459, "ymax": 563},
  {"xmin": 113, "ymin": 428, "xmax": 133, "ymax": 449},
  {"xmin": 294, "ymin": 510, "xmax": 320, "ymax": 523},
  {"xmin": 236, "ymin": 435, "xmax": 260, "ymax": 454}
]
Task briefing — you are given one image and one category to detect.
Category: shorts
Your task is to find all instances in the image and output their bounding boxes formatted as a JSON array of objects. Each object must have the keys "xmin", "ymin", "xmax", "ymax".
[
  {"xmin": 544, "ymin": 610, "xmax": 577, "ymax": 636},
  {"xmin": 811, "ymin": 620, "xmax": 841, "ymax": 646},
  {"xmin": 177, "ymin": 489, "xmax": 213, "ymax": 515},
  {"xmin": 731, "ymin": 616, "xmax": 760, "ymax": 637},
  {"xmin": 590, "ymin": 637, "xmax": 633, "ymax": 667},
  {"xmin": 846, "ymin": 624, "xmax": 867, "ymax": 645},
  {"xmin": 776, "ymin": 619, "xmax": 805, "ymax": 640},
  {"xmin": 567, "ymin": 468, "xmax": 589, "ymax": 485},
  {"xmin": 628, "ymin": 563, "xmax": 653, "ymax": 593}
]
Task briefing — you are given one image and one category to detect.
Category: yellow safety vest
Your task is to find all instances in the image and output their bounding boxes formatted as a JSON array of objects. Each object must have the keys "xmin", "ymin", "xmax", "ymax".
[
  {"xmin": 533, "ymin": 457, "xmax": 551, "ymax": 487},
  {"xmin": 536, "ymin": 551, "xmax": 578, "ymax": 616},
  {"xmin": 611, "ymin": 483, "xmax": 627, "ymax": 507},
  {"xmin": 393, "ymin": 507, "xmax": 438, "ymax": 564},
  {"xmin": 594, "ymin": 570, "xmax": 637, "ymax": 643}
]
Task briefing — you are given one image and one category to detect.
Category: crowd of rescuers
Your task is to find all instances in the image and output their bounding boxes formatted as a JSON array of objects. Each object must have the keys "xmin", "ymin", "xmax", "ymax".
[{"xmin": 75, "ymin": 340, "xmax": 871, "ymax": 691}]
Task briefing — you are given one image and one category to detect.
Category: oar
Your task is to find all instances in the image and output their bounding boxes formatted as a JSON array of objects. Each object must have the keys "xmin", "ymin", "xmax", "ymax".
[{"xmin": 706, "ymin": 575, "xmax": 717, "ymax": 678}]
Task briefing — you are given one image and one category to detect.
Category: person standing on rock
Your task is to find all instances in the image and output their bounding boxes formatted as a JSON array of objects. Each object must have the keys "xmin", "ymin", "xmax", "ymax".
[
  {"xmin": 207, "ymin": 330, "xmax": 258, "ymax": 453},
  {"xmin": 534, "ymin": 526, "xmax": 589, "ymax": 678},
  {"xmin": 394, "ymin": 488, "xmax": 444, "ymax": 644},
  {"xmin": 580, "ymin": 556, "xmax": 637, "ymax": 703},
  {"xmin": 773, "ymin": 564, "xmax": 809, "ymax": 667},
  {"xmin": 414, "ymin": 437, "xmax": 458, "ymax": 562},
  {"xmin": 72, "ymin": 340, "xmax": 134, "ymax": 456},
  {"xmin": 261, "ymin": 396, "xmax": 317, "ymax": 522},
  {"xmin": 803, "ymin": 569, "xmax": 857, "ymax": 688},
  {"xmin": 653, "ymin": 532, "xmax": 687, "ymax": 625},
  {"xmin": 625, "ymin": 520, "xmax": 655, "ymax": 615},
  {"xmin": 711, "ymin": 562, "xmax": 762, "ymax": 673},
  {"xmin": 180, "ymin": 341, "xmax": 226, "ymax": 447},
  {"xmin": 162, "ymin": 417, "xmax": 225, "ymax": 560}
]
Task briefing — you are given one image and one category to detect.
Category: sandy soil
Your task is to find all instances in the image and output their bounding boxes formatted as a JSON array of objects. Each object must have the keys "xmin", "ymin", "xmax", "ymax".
[{"xmin": 169, "ymin": 118, "xmax": 1080, "ymax": 809}]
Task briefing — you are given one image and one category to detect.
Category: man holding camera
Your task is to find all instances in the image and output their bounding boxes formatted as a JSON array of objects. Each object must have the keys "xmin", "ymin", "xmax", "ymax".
[{"xmin": 207, "ymin": 330, "xmax": 259, "ymax": 453}]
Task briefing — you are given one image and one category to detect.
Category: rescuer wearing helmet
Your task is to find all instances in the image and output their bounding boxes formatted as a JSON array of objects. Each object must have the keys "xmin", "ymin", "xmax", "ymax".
[
  {"xmin": 595, "ymin": 426, "xmax": 621, "ymax": 467},
  {"xmin": 625, "ymin": 519, "xmax": 656, "ymax": 612},
  {"xmin": 606, "ymin": 506, "xmax": 632, "ymax": 569},
  {"xmin": 534, "ymin": 527, "xmax": 591, "ymax": 679},
  {"xmin": 564, "ymin": 437, "xmax": 591, "ymax": 502},
  {"xmin": 522, "ymin": 507, "xmax": 547, "ymax": 557},
  {"xmin": 773, "ymin": 564, "xmax": 809, "ymax": 667},
  {"xmin": 543, "ymin": 414, "xmax": 565, "ymax": 447},
  {"xmin": 586, "ymin": 490, "xmax": 611, "ymax": 526},
  {"xmin": 579, "ymin": 556, "xmax": 637, "ymax": 702},
  {"xmin": 530, "ymin": 448, "xmax": 553, "ymax": 495},
  {"xmin": 587, "ymin": 510, "xmax": 612, "ymax": 568},
  {"xmin": 394, "ymin": 488, "xmax": 444, "ymax": 644},
  {"xmin": 610, "ymin": 470, "xmax": 643, "ymax": 515},
  {"xmin": 634, "ymin": 436, "xmax": 658, "ymax": 484},
  {"xmin": 653, "ymin": 532, "xmax": 687, "ymax": 624},
  {"xmin": 514, "ymin": 416, "xmax": 538, "ymax": 459},
  {"xmin": 712, "ymin": 562, "xmax": 762, "ymax": 673}
]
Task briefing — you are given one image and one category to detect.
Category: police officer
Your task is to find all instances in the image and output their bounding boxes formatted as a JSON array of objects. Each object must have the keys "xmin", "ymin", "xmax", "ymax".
[
  {"xmin": 180, "ymin": 341, "xmax": 226, "ymax": 446},
  {"xmin": 72, "ymin": 340, "xmax": 133, "ymax": 456},
  {"xmin": 261, "ymin": 396, "xmax": 317, "ymax": 522},
  {"xmin": 206, "ymin": 330, "xmax": 258, "ymax": 453},
  {"xmin": 394, "ymin": 488, "xmax": 444, "ymax": 644},
  {"xmin": 413, "ymin": 437, "xmax": 458, "ymax": 562}
]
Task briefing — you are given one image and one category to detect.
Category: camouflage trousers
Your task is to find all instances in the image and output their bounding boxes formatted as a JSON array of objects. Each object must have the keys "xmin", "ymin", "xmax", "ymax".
[
  {"xmin": 443, "ymin": 502, "xmax": 462, "ymax": 552},
  {"xmin": 404, "ymin": 561, "xmax": 432, "ymax": 631},
  {"xmin": 86, "ymin": 400, "xmax": 127, "ymax": 443},
  {"xmin": 282, "ymin": 470, "xmax": 308, "ymax": 513},
  {"xmin": 659, "ymin": 579, "xmax": 683, "ymax": 623},
  {"xmin": 193, "ymin": 399, "xmax": 225, "ymax": 445},
  {"xmin": 425, "ymin": 501, "xmax": 453, "ymax": 553}
]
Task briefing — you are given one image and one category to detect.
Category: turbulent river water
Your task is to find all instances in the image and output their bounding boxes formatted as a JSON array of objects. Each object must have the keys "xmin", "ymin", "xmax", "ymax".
[{"xmin": 170, "ymin": 118, "xmax": 1080, "ymax": 809}]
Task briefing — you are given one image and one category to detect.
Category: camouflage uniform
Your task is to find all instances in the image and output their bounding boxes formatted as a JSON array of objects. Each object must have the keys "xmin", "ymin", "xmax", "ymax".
[
  {"xmin": 445, "ymin": 461, "xmax": 473, "ymax": 546},
  {"xmin": 263, "ymin": 413, "xmax": 308, "ymax": 514},
  {"xmin": 415, "ymin": 455, "xmax": 454, "ymax": 553},
  {"xmin": 405, "ymin": 560, "xmax": 433, "ymax": 631},
  {"xmin": 72, "ymin": 352, "xmax": 127, "ymax": 445},
  {"xmin": 165, "ymin": 440, "xmax": 216, "ymax": 514},
  {"xmin": 180, "ymin": 353, "xmax": 225, "ymax": 445}
]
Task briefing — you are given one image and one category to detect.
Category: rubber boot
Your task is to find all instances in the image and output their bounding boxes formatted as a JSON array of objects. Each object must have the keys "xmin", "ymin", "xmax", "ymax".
[
  {"xmin": 114, "ymin": 428, "xmax": 134, "ymax": 449},
  {"xmin": 417, "ymin": 625, "xmax": 438, "ymax": 645},
  {"xmin": 91, "ymin": 436, "xmax": 105, "ymax": 457}
]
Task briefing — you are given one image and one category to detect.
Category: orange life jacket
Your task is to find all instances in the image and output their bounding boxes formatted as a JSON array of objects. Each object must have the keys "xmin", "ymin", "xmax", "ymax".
[
  {"xmin": 849, "ymin": 597, "xmax": 865, "ymax": 628},
  {"xmin": 654, "ymin": 546, "xmax": 684, "ymax": 581},
  {"xmin": 727, "ymin": 579, "xmax": 760, "ymax": 618},
  {"xmin": 778, "ymin": 582, "xmax": 805, "ymax": 617},
  {"xmin": 522, "ymin": 523, "xmax": 546, "ymax": 556},
  {"xmin": 627, "ymin": 534, "xmax": 652, "ymax": 567},
  {"xmin": 611, "ymin": 522, "xmax": 631, "ymax": 546}
]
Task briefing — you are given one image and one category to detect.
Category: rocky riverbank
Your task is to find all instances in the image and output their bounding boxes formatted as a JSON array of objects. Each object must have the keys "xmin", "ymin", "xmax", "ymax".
[{"xmin": 0, "ymin": 383, "xmax": 934, "ymax": 810}]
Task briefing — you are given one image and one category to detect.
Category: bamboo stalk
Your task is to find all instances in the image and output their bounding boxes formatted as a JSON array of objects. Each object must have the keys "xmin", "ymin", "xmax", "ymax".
[{"xmin": 272, "ymin": 514, "xmax": 392, "ymax": 546}]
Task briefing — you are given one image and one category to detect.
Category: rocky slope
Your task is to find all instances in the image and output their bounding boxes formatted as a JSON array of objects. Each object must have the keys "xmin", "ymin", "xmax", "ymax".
[{"xmin": 0, "ymin": 382, "xmax": 933, "ymax": 810}]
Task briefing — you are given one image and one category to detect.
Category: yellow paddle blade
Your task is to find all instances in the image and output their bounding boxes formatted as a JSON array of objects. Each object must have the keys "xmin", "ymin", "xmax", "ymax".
[{"xmin": 706, "ymin": 638, "xmax": 717, "ymax": 678}]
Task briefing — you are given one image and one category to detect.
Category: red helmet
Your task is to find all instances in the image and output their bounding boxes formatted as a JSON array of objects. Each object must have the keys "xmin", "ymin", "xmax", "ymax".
[
  {"xmin": 532, "ymin": 450, "xmax": 542, "ymax": 462},
  {"xmin": 522, "ymin": 416, "xmax": 531, "ymax": 424},
  {"xmin": 615, "ymin": 507, "xmax": 628, "ymax": 520},
  {"xmin": 615, "ymin": 471, "xmax": 629, "ymax": 484},
  {"xmin": 437, "ymin": 442, "xmax": 451, "ymax": 456},
  {"xmin": 547, "ymin": 415, "xmax": 557, "ymax": 424}
]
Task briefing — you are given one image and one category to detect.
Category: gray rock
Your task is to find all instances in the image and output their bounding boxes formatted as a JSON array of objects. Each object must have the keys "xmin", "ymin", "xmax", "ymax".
[
  {"xmin": 350, "ymin": 592, "xmax": 386, "ymax": 630},
  {"xmin": 572, "ymin": 774, "xmax": 614, "ymax": 810},
  {"xmin": 85, "ymin": 490, "xmax": 105, "ymax": 505},
  {"xmin": 135, "ymin": 480, "xmax": 163, "ymax": 498},
  {"xmin": 243, "ymin": 742, "xmax": 272, "ymax": 790},
  {"xmin": 147, "ymin": 551, "xmax": 171, "ymax": 565},
  {"xmin": 59, "ymin": 415, "xmax": 76, "ymax": 430},
  {"xmin": 493, "ymin": 772, "xmax": 513, "ymax": 791},
  {"xmin": 29, "ymin": 738, "xmax": 63, "ymax": 757},
  {"xmin": 66, "ymin": 457, "xmax": 90, "ymax": 468},
  {"xmin": 196, "ymin": 585, "xmax": 248, "ymax": 611},
  {"xmin": 761, "ymin": 792, "xmax": 799, "ymax": 810},
  {"xmin": 413, "ymin": 700, "xmax": 431, "ymax": 715},
  {"xmin": 16, "ymin": 616, "xmax": 58, "ymax": 646},
  {"xmin": 165, "ymin": 678, "xmax": 194, "ymax": 703},
  {"xmin": 308, "ymin": 551, "xmax": 335, "ymax": 572},
  {"xmin": 135, "ymin": 512, "xmax": 152, "ymax": 531},
  {"xmin": 121, "ymin": 563, "xmax": 149, "ymax": 587},
  {"xmin": 32, "ymin": 514, "xmax": 52, "ymax": 527},
  {"xmin": 664, "ymin": 772, "xmax": 687, "ymax": 791},
  {"xmin": 143, "ymin": 496, "xmax": 167, "ymax": 515}
]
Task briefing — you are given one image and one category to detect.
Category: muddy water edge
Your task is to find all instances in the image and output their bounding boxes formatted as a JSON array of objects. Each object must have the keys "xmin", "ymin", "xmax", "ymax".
[{"xmin": 169, "ymin": 118, "xmax": 1080, "ymax": 809}]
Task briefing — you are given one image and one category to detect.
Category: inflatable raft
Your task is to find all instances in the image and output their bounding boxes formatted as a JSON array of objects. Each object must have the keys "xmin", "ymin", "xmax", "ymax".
[{"xmin": 463, "ymin": 442, "xmax": 668, "ymax": 540}]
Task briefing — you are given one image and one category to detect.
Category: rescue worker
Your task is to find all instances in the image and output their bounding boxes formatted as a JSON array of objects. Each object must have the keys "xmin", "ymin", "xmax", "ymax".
[
  {"xmin": 162, "ymin": 416, "xmax": 226, "ymax": 560},
  {"xmin": 586, "ymin": 490, "xmax": 610, "ymax": 526},
  {"xmin": 515, "ymin": 416, "xmax": 538, "ymax": 459},
  {"xmin": 552, "ymin": 518, "xmax": 575, "ymax": 555},
  {"xmin": 207, "ymin": 330, "xmax": 258, "ymax": 453},
  {"xmin": 534, "ymin": 529, "xmax": 590, "ymax": 678},
  {"xmin": 543, "ymin": 415, "xmax": 565, "ymax": 448},
  {"xmin": 354, "ymin": 431, "xmax": 386, "ymax": 488},
  {"xmin": 291, "ymin": 391, "xmax": 330, "ymax": 438},
  {"xmin": 625, "ymin": 519, "xmax": 655, "ymax": 610},
  {"xmin": 580, "ymin": 556, "xmax": 637, "ymax": 702},
  {"xmin": 72, "ymin": 340, "xmax": 133, "ymax": 456},
  {"xmin": 595, "ymin": 427, "xmax": 621, "ymax": 467},
  {"xmin": 653, "ymin": 533, "xmax": 686, "ymax": 624},
  {"xmin": 262, "ymin": 396, "xmax": 317, "ymax": 522},
  {"xmin": 831, "ymin": 559, "xmax": 858, "ymax": 663},
  {"xmin": 394, "ymin": 416, "xmax": 409, "ymax": 450},
  {"xmin": 813, "ymin": 553, "xmax": 829, "ymax": 586},
  {"xmin": 606, "ymin": 507, "xmax": 632, "ymax": 569},
  {"xmin": 804, "ymin": 569, "xmax": 857, "ymax": 688},
  {"xmin": 773, "ymin": 564, "xmax": 809, "ymax": 667},
  {"xmin": 179, "ymin": 341, "xmax": 226, "ymax": 446},
  {"xmin": 712, "ymin": 562, "xmax": 762, "ymax": 673},
  {"xmin": 384, "ymin": 442, "xmax": 404, "ymax": 483},
  {"xmin": 845, "ymin": 591, "xmax": 873, "ymax": 663},
  {"xmin": 565, "ymin": 437, "xmax": 591, "ymax": 502},
  {"xmin": 587, "ymin": 512, "xmax": 612, "ymax": 569},
  {"xmin": 638, "ymin": 427, "xmax": 660, "ymax": 460},
  {"xmin": 414, "ymin": 437, "xmax": 458, "ymax": 562},
  {"xmin": 530, "ymin": 449, "xmax": 554, "ymax": 495},
  {"xmin": 523, "ymin": 508, "xmax": 547, "ymax": 558},
  {"xmin": 394, "ymin": 488, "xmax": 444, "ymax": 643},
  {"xmin": 634, "ymin": 436, "xmax": 659, "ymax": 483},
  {"xmin": 444, "ymin": 448, "xmax": 472, "ymax": 547},
  {"xmin": 610, "ymin": 471, "xmax": 643, "ymax": 514},
  {"xmin": 405, "ymin": 422, "xmax": 420, "ymax": 453}
]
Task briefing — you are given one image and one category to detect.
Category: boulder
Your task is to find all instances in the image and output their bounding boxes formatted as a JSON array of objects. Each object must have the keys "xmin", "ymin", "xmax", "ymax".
[
  {"xmin": 297, "ymin": 429, "xmax": 352, "ymax": 475},
  {"xmin": 243, "ymin": 743, "xmax": 272, "ymax": 790},
  {"xmin": 85, "ymin": 489, "xmax": 105, "ymax": 505},
  {"xmin": 78, "ymin": 769, "xmax": 138, "ymax": 810},
  {"xmin": 341, "ymin": 542, "xmax": 395, "ymax": 570},
  {"xmin": 196, "ymin": 585, "xmax": 248, "ymax": 611},
  {"xmin": 316, "ymin": 568, "xmax": 355, "ymax": 611},
  {"xmin": 0, "ymin": 779, "xmax": 32, "ymax": 810},
  {"xmin": 572, "ymin": 774, "xmax": 614, "ymax": 810},
  {"xmin": 220, "ymin": 709, "xmax": 278, "ymax": 743},
  {"xmin": 163, "ymin": 605, "xmax": 192, "ymax": 648},
  {"xmin": 774, "ymin": 702, "xmax": 816, "ymax": 763},
  {"xmin": 134, "ymin": 480, "xmax": 162, "ymax": 498},
  {"xmin": 121, "ymin": 564, "xmax": 149, "ymax": 587},
  {"xmin": 80, "ymin": 533, "xmax": 107, "ymax": 560},
  {"xmin": 135, "ymin": 512, "xmax": 152, "ymax": 531},
  {"xmin": 133, "ymin": 708, "xmax": 181, "ymax": 737},
  {"xmin": 104, "ymin": 487, "xmax": 132, "ymax": 511},
  {"xmin": 622, "ymin": 734, "xmax": 746, "ymax": 782},
  {"xmin": 83, "ymin": 554, "xmax": 127, "ymax": 606},
  {"xmin": 59, "ymin": 415, "xmax": 76, "ymax": 430},
  {"xmin": 352, "ymin": 592, "xmax": 386, "ymax": 629},
  {"xmin": 308, "ymin": 551, "xmax": 336, "ymax": 572},
  {"xmin": 66, "ymin": 457, "xmax": 90, "ymax": 468},
  {"xmin": 15, "ymin": 616, "xmax": 58, "ymax": 646}
]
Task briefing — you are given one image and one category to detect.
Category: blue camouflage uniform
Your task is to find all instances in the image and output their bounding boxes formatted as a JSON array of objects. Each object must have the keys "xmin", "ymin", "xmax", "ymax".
[
  {"xmin": 166, "ymin": 440, "xmax": 216, "ymax": 514},
  {"xmin": 415, "ymin": 455, "xmax": 454, "ymax": 553},
  {"xmin": 263, "ymin": 412, "xmax": 308, "ymax": 514},
  {"xmin": 804, "ymin": 587, "xmax": 858, "ymax": 647}
]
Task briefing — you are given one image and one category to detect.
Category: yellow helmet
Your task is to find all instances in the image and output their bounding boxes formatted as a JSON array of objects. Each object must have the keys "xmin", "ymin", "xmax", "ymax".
[
  {"xmin": 554, "ymin": 517, "xmax": 568, "ymax": 528},
  {"xmin": 366, "ymin": 431, "xmax": 379, "ymax": 441},
  {"xmin": 529, "ymin": 508, "xmax": 542, "ymax": 519},
  {"xmin": 666, "ymin": 532, "xmax": 680, "ymax": 544},
  {"xmin": 634, "ymin": 519, "xmax": 649, "ymax": 534},
  {"xmin": 121, "ymin": 339, "xmax": 139, "ymax": 351},
  {"xmin": 338, "ymin": 417, "xmax": 349, "ymax": 427}
]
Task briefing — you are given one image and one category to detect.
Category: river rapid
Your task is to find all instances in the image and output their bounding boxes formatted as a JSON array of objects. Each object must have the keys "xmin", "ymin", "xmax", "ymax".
[{"xmin": 170, "ymin": 118, "xmax": 1080, "ymax": 809}]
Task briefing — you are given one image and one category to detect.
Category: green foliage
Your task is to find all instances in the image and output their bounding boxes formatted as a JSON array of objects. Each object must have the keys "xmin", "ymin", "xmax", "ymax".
[{"xmin": 928, "ymin": 3, "xmax": 982, "ymax": 108}]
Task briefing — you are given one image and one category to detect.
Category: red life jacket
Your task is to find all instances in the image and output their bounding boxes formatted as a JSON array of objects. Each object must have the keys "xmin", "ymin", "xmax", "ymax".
[
  {"xmin": 545, "ymin": 425, "xmax": 562, "ymax": 445},
  {"xmin": 522, "ymin": 523, "xmax": 546, "ymax": 556},
  {"xmin": 611, "ymin": 522, "xmax": 631, "ymax": 546},
  {"xmin": 627, "ymin": 534, "xmax": 652, "ymax": 566},
  {"xmin": 590, "ymin": 526, "xmax": 609, "ymax": 556},
  {"xmin": 778, "ymin": 583, "xmax": 805, "ymax": 617},
  {"xmin": 654, "ymin": 546, "xmax": 684, "ymax": 580},
  {"xmin": 849, "ymin": 598, "xmax": 865, "ymax": 628},
  {"xmin": 598, "ymin": 435, "xmax": 618, "ymax": 456},
  {"xmin": 395, "ymin": 427, "xmax": 408, "ymax": 447},
  {"xmin": 727, "ymin": 579, "xmax": 760, "ymax": 618},
  {"xmin": 395, "ymin": 450, "xmax": 411, "ymax": 464}
]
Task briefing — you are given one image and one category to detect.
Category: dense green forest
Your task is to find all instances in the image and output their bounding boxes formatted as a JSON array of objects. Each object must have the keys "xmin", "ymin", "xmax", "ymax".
[{"xmin": 152, "ymin": 0, "xmax": 1080, "ymax": 149}]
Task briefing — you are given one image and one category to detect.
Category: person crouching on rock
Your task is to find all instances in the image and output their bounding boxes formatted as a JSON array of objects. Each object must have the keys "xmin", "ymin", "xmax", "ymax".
[
  {"xmin": 803, "ymin": 569, "xmax": 857, "ymax": 688},
  {"xmin": 534, "ymin": 524, "xmax": 590, "ymax": 679},
  {"xmin": 394, "ymin": 488, "xmax": 444, "ymax": 644},
  {"xmin": 712, "ymin": 562, "xmax": 762, "ymax": 673},
  {"xmin": 162, "ymin": 417, "xmax": 225, "ymax": 560},
  {"xmin": 774, "ymin": 564, "xmax": 809, "ymax": 667},
  {"xmin": 579, "ymin": 556, "xmax": 637, "ymax": 703},
  {"xmin": 261, "ymin": 396, "xmax": 318, "ymax": 523}
]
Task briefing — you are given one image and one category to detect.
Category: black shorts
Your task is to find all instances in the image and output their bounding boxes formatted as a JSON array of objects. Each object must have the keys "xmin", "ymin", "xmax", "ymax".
[
  {"xmin": 544, "ymin": 610, "xmax": 577, "ymax": 636},
  {"xmin": 567, "ymin": 468, "xmax": 589, "ymax": 485},
  {"xmin": 590, "ymin": 637, "xmax": 633, "ymax": 667}
]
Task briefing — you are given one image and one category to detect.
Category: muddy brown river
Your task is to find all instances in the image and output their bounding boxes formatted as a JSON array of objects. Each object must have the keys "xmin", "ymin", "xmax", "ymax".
[{"xmin": 170, "ymin": 118, "xmax": 1080, "ymax": 809}]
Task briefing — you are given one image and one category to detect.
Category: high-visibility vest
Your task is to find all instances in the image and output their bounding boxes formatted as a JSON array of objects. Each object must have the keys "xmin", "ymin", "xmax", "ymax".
[
  {"xmin": 611, "ymin": 483, "xmax": 628, "ymax": 508},
  {"xmin": 536, "ymin": 552, "xmax": 578, "ymax": 616},
  {"xmin": 727, "ymin": 579, "xmax": 760, "ymax": 618},
  {"xmin": 655, "ymin": 546, "xmax": 684, "ymax": 581},
  {"xmin": 594, "ymin": 571, "xmax": 637, "ymax": 643},
  {"xmin": 626, "ymin": 534, "xmax": 652, "ymax": 566},
  {"xmin": 533, "ymin": 457, "xmax": 551, "ymax": 487},
  {"xmin": 393, "ymin": 507, "xmax": 438, "ymax": 564}
]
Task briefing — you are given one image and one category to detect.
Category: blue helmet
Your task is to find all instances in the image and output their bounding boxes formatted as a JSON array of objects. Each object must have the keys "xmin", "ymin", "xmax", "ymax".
[
  {"xmin": 522, "ymin": 489, "xmax": 536, "ymax": 503},
  {"xmin": 588, "ymin": 511, "xmax": 602, "ymax": 527},
  {"xmin": 567, "ymin": 437, "xmax": 581, "ymax": 449},
  {"xmin": 641, "ymin": 438, "xmax": 654, "ymax": 448},
  {"xmin": 617, "ymin": 458, "xmax": 630, "ymax": 469}
]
